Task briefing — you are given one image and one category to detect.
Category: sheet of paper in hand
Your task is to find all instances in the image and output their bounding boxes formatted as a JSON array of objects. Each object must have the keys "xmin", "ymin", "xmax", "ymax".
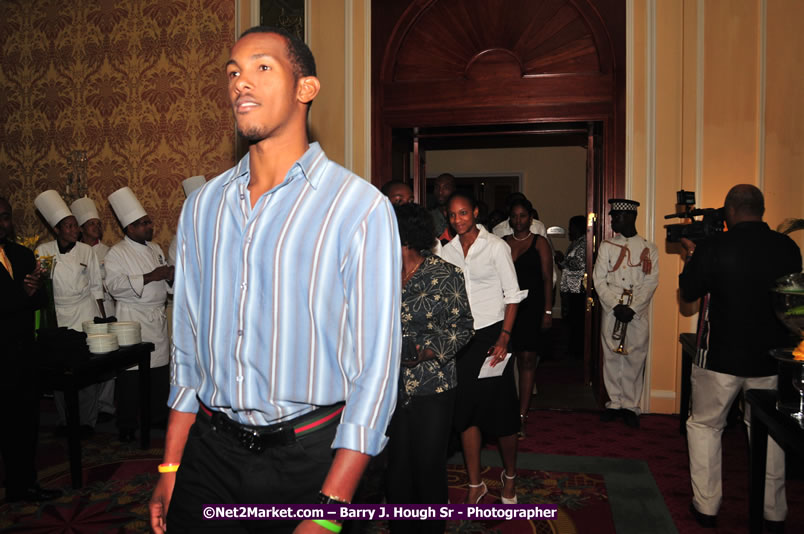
[{"xmin": 478, "ymin": 353, "xmax": 512, "ymax": 379}]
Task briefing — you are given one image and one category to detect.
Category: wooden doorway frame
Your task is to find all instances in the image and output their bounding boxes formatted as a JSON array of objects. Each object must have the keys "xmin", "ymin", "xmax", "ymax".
[{"xmin": 371, "ymin": 0, "xmax": 626, "ymax": 404}]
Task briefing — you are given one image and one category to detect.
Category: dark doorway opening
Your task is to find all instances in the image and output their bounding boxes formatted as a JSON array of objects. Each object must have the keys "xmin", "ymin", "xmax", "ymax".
[{"xmin": 390, "ymin": 121, "xmax": 603, "ymax": 411}]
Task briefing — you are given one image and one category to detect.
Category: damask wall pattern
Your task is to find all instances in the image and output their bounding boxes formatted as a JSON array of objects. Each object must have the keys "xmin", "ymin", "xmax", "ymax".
[{"xmin": 0, "ymin": 0, "xmax": 237, "ymax": 251}]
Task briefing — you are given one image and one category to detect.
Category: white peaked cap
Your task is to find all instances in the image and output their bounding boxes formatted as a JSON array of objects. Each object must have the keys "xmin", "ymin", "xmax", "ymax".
[
  {"xmin": 70, "ymin": 197, "xmax": 101, "ymax": 226},
  {"xmin": 108, "ymin": 187, "xmax": 147, "ymax": 228},
  {"xmin": 34, "ymin": 190, "xmax": 73, "ymax": 228},
  {"xmin": 182, "ymin": 175, "xmax": 206, "ymax": 197}
]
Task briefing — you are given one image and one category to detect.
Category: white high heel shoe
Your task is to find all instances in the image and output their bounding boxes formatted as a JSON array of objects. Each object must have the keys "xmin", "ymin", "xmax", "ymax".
[
  {"xmin": 467, "ymin": 481, "xmax": 488, "ymax": 504},
  {"xmin": 500, "ymin": 471, "xmax": 517, "ymax": 504}
]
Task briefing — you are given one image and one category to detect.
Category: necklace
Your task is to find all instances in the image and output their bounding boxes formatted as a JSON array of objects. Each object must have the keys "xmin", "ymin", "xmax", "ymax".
[
  {"xmin": 512, "ymin": 232, "xmax": 531, "ymax": 241},
  {"xmin": 402, "ymin": 257, "xmax": 424, "ymax": 285}
]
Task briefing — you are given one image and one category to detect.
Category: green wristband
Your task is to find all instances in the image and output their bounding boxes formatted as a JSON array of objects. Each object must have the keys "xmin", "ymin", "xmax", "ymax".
[{"xmin": 313, "ymin": 519, "xmax": 343, "ymax": 533}]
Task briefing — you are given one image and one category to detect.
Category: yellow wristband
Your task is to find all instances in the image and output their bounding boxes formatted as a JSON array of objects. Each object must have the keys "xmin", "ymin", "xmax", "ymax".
[{"xmin": 158, "ymin": 463, "xmax": 180, "ymax": 473}]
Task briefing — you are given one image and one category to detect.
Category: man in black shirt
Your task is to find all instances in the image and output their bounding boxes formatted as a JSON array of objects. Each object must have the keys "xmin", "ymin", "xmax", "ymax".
[{"xmin": 679, "ymin": 184, "xmax": 801, "ymax": 529}]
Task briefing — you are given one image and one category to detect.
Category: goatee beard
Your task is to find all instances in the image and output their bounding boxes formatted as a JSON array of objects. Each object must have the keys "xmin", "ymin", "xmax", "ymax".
[{"xmin": 237, "ymin": 125, "xmax": 269, "ymax": 143}]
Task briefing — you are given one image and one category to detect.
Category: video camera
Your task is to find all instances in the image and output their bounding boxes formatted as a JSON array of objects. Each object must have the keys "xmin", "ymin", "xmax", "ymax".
[{"xmin": 665, "ymin": 190, "xmax": 725, "ymax": 243}]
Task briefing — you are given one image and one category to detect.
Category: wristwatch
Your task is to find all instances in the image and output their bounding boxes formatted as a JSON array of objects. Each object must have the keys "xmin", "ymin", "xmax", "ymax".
[{"xmin": 318, "ymin": 492, "xmax": 350, "ymax": 505}]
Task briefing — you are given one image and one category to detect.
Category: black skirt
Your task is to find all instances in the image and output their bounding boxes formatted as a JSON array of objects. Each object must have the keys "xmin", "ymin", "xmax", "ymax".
[{"xmin": 453, "ymin": 321, "xmax": 520, "ymax": 438}]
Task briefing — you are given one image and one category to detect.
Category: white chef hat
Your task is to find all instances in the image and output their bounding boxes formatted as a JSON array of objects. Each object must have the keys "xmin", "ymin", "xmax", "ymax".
[
  {"xmin": 70, "ymin": 197, "xmax": 101, "ymax": 226},
  {"xmin": 34, "ymin": 190, "xmax": 73, "ymax": 228},
  {"xmin": 182, "ymin": 175, "xmax": 206, "ymax": 197},
  {"xmin": 108, "ymin": 187, "xmax": 147, "ymax": 228}
]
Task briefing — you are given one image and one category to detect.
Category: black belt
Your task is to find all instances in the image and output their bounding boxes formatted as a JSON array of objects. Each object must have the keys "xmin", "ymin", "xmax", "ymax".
[{"xmin": 198, "ymin": 402, "xmax": 344, "ymax": 454}]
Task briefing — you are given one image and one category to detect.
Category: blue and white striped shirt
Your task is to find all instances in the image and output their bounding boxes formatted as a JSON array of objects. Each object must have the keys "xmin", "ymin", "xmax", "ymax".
[{"xmin": 169, "ymin": 143, "xmax": 402, "ymax": 455}]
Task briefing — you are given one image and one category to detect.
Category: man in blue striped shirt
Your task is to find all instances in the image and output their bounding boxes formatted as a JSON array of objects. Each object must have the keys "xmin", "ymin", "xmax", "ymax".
[{"xmin": 150, "ymin": 26, "xmax": 402, "ymax": 534}]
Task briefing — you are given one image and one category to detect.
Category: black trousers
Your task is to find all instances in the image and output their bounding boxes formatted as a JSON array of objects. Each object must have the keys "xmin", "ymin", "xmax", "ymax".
[
  {"xmin": 1, "ymin": 350, "xmax": 40, "ymax": 496},
  {"xmin": 167, "ymin": 409, "xmax": 336, "ymax": 533},
  {"xmin": 115, "ymin": 365, "xmax": 169, "ymax": 432},
  {"xmin": 386, "ymin": 389, "xmax": 456, "ymax": 534}
]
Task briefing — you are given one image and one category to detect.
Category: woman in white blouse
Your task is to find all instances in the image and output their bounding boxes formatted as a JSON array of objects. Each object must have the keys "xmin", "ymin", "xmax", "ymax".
[{"xmin": 439, "ymin": 191, "xmax": 527, "ymax": 504}]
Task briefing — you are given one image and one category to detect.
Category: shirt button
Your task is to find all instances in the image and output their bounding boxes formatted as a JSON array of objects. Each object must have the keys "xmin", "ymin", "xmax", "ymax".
[
  {"xmin": 246, "ymin": 236, "xmax": 252, "ymax": 243},
  {"xmin": 236, "ymin": 376, "xmax": 244, "ymax": 383},
  {"xmin": 239, "ymin": 193, "xmax": 245, "ymax": 200},
  {"xmin": 237, "ymin": 329, "xmax": 243, "ymax": 336},
  {"xmin": 241, "ymin": 283, "xmax": 247, "ymax": 289}
]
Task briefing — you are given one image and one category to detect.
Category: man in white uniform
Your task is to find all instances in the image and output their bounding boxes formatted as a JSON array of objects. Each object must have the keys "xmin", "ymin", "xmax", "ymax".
[
  {"xmin": 34, "ymin": 190, "xmax": 105, "ymax": 432},
  {"xmin": 592, "ymin": 199, "xmax": 659, "ymax": 428},
  {"xmin": 105, "ymin": 187, "xmax": 174, "ymax": 442},
  {"xmin": 491, "ymin": 192, "xmax": 547, "ymax": 238},
  {"xmin": 71, "ymin": 196, "xmax": 117, "ymax": 420}
]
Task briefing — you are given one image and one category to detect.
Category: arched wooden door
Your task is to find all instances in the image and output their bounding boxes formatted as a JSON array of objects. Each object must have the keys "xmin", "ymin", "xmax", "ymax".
[{"xmin": 372, "ymin": 0, "xmax": 625, "ymax": 403}]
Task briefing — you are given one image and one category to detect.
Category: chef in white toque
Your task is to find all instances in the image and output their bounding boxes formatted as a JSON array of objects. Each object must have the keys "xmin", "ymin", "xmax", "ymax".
[{"xmin": 104, "ymin": 187, "xmax": 173, "ymax": 442}]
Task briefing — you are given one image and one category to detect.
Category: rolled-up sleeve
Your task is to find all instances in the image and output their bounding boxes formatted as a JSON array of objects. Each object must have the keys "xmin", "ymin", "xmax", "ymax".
[
  {"xmin": 168, "ymin": 203, "xmax": 201, "ymax": 414},
  {"xmin": 334, "ymin": 197, "xmax": 401, "ymax": 455},
  {"xmin": 679, "ymin": 243, "xmax": 709, "ymax": 303},
  {"xmin": 494, "ymin": 240, "xmax": 527, "ymax": 304}
]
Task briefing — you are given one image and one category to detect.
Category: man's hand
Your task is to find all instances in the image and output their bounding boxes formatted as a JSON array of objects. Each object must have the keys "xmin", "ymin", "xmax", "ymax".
[
  {"xmin": 680, "ymin": 237, "xmax": 696, "ymax": 262},
  {"xmin": 23, "ymin": 264, "xmax": 45, "ymax": 297},
  {"xmin": 145, "ymin": 265, "xmax": 175, "ymax": 285},
  {"xmin": 613, "ymin": 304, "xmax": 635, "ymax": 323},
  {"xmin": 149, "ymin": 473, "xmax": 176, "ymax": 534}
]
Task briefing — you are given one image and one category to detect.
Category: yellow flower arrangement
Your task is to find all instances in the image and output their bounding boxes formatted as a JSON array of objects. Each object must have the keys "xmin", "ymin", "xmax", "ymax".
[{"xmin": 16, "ymin": 234, "xmax": 41, "ymax": 251}]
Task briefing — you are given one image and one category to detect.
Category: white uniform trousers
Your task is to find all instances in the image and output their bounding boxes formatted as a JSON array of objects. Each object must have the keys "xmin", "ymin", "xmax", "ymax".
[
  {"xmin": 55, "ymin": 386, "xmax": 100, "ymax": 427},
  {"xmin": 600, "ymin": 310, "xmax": 649, "ymax": 414},
  {"xmin": 686, "ymin": 365, "xmax": 786, "ymax": 521}
]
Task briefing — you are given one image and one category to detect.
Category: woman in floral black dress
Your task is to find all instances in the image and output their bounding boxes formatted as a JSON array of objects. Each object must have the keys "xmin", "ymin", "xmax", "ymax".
[{"xmin": 385, "ymin": 203, "xmax": 474, "ymax": 534}]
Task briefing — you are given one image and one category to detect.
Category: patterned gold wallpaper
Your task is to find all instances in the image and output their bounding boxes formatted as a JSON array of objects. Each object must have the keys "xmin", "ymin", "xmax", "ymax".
[{"xmin": 0, "ymin": 0, "xmax": 237, "ymax": 252}]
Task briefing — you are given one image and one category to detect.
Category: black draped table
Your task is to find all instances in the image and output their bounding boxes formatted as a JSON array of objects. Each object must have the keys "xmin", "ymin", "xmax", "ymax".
[
  {"xmin": 37, "ymin": 342, "xmax": 154, "ymax": 488},
  {"xmin": 745, "ymin": 388, "xmax": 804, "ymax": 534}
]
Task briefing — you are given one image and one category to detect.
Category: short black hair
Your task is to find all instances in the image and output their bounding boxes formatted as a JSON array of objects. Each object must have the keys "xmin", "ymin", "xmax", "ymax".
[
  {"xmin": 381, "ymin": 180, "xmax": 411, "ymax": 197},
  {"xmin": 725, "ymin": 184, "xmax": 764, "ymax": 217},
  {"xmin": 508, "ymin": 197, "xmax": 533, "ymax": 215},
  {"xmin": 395, "ymin": 203, "xmax": 435, "ymax": 252},
  {"xmin": 504, "ymin": 191, "xmax": 527, "ymax": 208},
  {"xmin": 239, "ymin": 26, "xmax": 316, "ymax": 79},
  {"xmin": 569, "ymin": 215, "xmax": 586, "ymax": 234},
  {"xmin": 446, "ymin": 190, "xmax": 477, "ymax": 210}
]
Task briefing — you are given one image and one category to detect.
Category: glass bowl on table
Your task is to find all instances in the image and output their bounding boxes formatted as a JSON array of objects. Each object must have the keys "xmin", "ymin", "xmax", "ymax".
[{"xmin": 770, "ymin": 272, "xmax": 804, "ymax": 421}]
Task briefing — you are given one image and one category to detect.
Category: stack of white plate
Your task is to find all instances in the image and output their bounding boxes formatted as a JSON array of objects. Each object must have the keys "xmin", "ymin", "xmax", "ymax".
[
  {"xmin": 86, "ymin": 333, "xmax": 119, "ymax": 354},
  {"xmin": 82, "ymin": 321, "xmax": 109, "ymax": 335},
  {"xmin": 109, "ymin": 321, "xmax": 142, "ymax": 346}
]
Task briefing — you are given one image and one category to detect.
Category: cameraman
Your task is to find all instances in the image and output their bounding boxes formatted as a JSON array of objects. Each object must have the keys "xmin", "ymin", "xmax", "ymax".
[{"xmin": 679, "ymin": 184, "xmax": 801, "ymax": 530}]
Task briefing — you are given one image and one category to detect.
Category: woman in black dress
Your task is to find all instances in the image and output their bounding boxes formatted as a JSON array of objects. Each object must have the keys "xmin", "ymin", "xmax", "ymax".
[
  {"xmin": 386, "ymin": 203, "xmax": 474, "ymax": 533},
  {"xmin": 503, "ymin": 198, "xmax": 553, "ymax": 439}
]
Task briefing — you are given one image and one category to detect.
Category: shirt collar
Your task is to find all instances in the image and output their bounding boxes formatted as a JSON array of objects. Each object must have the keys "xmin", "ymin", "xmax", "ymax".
[
  {"xmin": 221, "ymin": 142, "xmax": 328, "ymax": 190},
  {"xmin": 730, "ymin": 220, "xmax": 768, "ymax": 232},
  {"xmin": 447, "ymin": 224, "xmax": 488, "ymax": 250},
  {"xmin": 124, "ymin": 235, "xmax": 149, "ymax": 248}
]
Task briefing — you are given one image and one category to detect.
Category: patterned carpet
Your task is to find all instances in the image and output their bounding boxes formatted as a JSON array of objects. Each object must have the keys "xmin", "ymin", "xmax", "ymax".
[
  {"xmin": 0, "ymin": 433, "xmax": 161, "ymax": 533},
  {"xmin": 2, "ymin": 404, "xmax": 801, "ymax": 533},
  {"xmin": 0, "ymin": 428, "xmax": 668, "ymax": 534}
]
